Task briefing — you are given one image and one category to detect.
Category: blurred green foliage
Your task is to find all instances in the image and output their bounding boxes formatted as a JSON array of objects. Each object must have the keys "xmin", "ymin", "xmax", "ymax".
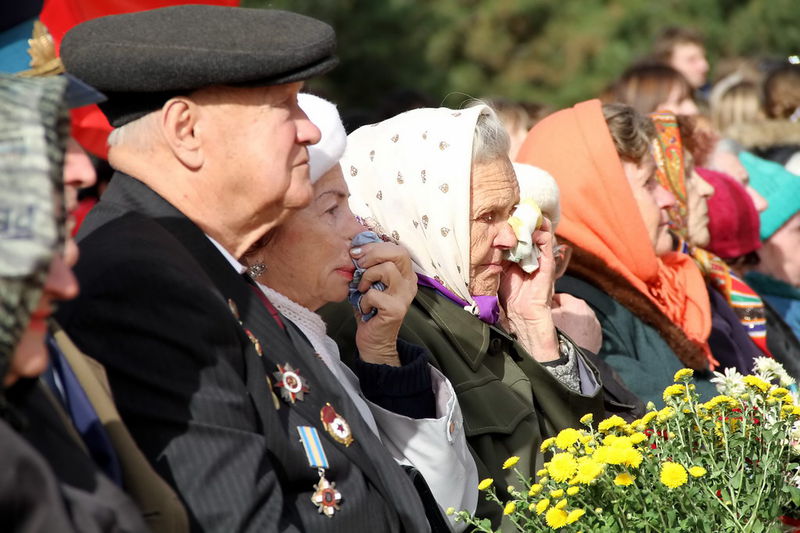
[{"xmin": 244, "ymin": 0, "xmax": 800, "ymax": 112}]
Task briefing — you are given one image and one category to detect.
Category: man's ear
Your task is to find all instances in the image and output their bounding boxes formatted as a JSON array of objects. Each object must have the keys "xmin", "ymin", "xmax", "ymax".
[{"xmin": 161, "ymin": 97, "xmax": 204, "ymax": 170}]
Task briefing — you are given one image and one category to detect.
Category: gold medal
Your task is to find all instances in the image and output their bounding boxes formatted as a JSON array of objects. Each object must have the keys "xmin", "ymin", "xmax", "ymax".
[
  {"xmin": 312, "ymin": 474, "xmax": 342, "ymax": 517},
  {"xmin": 320, "ymin": 403, "xmax": 353, "ymax": 446}
]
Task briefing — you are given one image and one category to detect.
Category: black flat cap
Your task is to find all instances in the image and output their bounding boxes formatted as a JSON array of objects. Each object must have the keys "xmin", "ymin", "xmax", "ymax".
[{"xmin": 60, "ymin": 5, "xmax": 337, "ymax": 127}]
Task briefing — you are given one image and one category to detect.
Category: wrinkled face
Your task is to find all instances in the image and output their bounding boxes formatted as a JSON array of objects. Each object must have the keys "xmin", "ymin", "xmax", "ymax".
[
  {"xmin": 657, "ymin": 83, "xmax": 699, "ymax": 116},
  {"xmin": 670, "ymin": 43, "xmax": 709, "ymax": 89},
  {"xmin": 709, "ymin": 148, "xmax": 769, "ymax": 213},
  {"xmin": 685, "ymin": 167, "xmax": 715, "ymax": 248},
  {"xmin": 5, "ymin": 251, "xmax": 78, "ymax": 387},
  {"xmin": 622, "ymin": 154, "xmax": 676, "ymax": 256},
  {"xmin": 258, "ymin": 166, "xmax": 363, "ymax": 311},
  {"xmin": 757, "ymin": 212, "xmax": 800, "ymax": 288},
  {"xmin": 199, "ymin": 82, "xmax": 320, "ymax": 227},
  {"xmin": 469, "ymin": 158, "xmax": 519, "ymax": 296}
]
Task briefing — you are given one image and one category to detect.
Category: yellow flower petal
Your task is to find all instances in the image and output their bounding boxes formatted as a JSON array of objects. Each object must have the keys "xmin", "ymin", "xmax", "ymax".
[
  {"xmin": 614, "ymin": 472, "xmax": 635, "ymax": 486},
  {"xmin": 579, "ymin": 413, "xmax": 594, "ymax": 425},
  {"xmin": 673, "ymin": 368, "xmax": 694, "ymax": 382},
  {"xmin": 660, "ymin": 462, "xmax": 688, "ymax": 489},
  {"xmin": 502, "ymin": 456, "xmax": 520, "ymax": 470},
  {"xmin": 478, "ymin": 478, "xmax": 493, "ymax": 491},
  {"xmin": 536, "ymin": 498, "xmax": 550, "ymax": 515},
  {"xmin": 566, "ymin": 509, "xmax": 586, "ymax": 524},
  {"xmin": 503, "ymin": 501, "xmax": 516, "ymax": 515},
  {"xmin": 545, "ymin": 507, "xmax": 569, "ymax": 529},
  {"xmin": 688, "ymin": 466, "xmax": 707, "ymax": 478}
]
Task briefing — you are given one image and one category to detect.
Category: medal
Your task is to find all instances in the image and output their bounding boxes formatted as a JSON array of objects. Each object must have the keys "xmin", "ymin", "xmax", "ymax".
[
  {"xmin": 320, "ymin": 403, "xmax": 353, "ymax": 446},
  {"xmin": 273, "ymin": 363, "xmax": 309, "ymax": 403},
  {"xmin": 298, "ymin": 426, "xmax": 342, "ymax": 517},
  {"xmin": 265, "ymin": 376, "xmax": 281, "ymax": 410},
  {"xmin": 244, "ymin": 328, "xmax": 263, "ymax": 357}
]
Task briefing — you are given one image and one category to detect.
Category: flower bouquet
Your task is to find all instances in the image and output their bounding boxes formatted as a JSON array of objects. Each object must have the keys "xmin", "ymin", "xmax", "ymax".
[{"xmin": 450, "ymin": 359, "xmax": 800, "ymax": 532}]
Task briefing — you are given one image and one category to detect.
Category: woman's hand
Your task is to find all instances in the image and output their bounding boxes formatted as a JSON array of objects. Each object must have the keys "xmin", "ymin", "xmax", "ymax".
[
  {"xmin": 351, "ymin": 242, "xmax": 418, "ymax": 366},
  {"xmin": 498, "ymin": 218, "xmax": 560, "ymax": 361},
  {"xmin": 551, "ymin": 293, "xmax": 603, "ymax": 354}
]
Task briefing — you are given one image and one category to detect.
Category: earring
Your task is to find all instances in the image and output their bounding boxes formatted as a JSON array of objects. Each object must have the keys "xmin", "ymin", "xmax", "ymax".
[{"xmin": 248, "ymin": 262, "xmax": 267, "ymax": 279}]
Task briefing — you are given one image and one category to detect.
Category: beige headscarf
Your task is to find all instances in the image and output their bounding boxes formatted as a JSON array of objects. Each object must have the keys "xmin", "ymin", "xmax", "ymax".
[{"xmin": 343, "ymin": 105, "xmax": 490, "ymax": 313}]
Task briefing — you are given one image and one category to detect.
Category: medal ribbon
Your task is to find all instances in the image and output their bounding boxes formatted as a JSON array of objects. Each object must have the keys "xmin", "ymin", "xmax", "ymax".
[{"xmin": 297, "ymin": 426, "xmax": 329, "ymax": 469}]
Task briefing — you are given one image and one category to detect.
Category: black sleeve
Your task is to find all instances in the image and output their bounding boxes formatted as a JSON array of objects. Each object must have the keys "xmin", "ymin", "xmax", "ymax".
[
  {"xmin": 353, "ymin": 339, "xmax": 436, "ymax": 419},
  {"xmin": 57, "ymin": 230, "xmax": 289, "ymax": 533}
]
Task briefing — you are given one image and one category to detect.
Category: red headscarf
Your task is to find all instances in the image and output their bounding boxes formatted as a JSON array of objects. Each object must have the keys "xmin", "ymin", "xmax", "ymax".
[{"xmin": 517, "ymin": 99, "xmax": 713, "ymax": 369}]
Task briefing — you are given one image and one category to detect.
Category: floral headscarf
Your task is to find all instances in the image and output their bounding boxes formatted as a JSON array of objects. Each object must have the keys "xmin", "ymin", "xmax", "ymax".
[
  {"xmin": 0, "ymin": 75, "xmax": 68, "ymax": 382},
  {"xmin": 342, "ymin": 105, "xmax": 500, "ymax": 322},
  {"xmin": 650, "ymin": 111, "xmax": 770, "ymax": 358}
]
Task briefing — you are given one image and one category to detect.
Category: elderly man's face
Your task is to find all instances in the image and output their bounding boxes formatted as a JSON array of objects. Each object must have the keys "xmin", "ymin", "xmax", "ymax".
[{"xmin": 198, "ymin": 82, "xmax": 320, "ymax": 225}]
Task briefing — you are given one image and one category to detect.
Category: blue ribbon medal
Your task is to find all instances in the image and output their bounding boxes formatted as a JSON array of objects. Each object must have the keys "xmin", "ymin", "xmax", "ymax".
[{"xmin": 297, "ymin": 426, "xmax": 342, "ymax": 517}]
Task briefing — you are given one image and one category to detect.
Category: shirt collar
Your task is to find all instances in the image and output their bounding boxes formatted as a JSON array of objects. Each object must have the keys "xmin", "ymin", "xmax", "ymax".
[{"xmin": 205, "ymin": 235, "xmax": 247, "ymax": 275}]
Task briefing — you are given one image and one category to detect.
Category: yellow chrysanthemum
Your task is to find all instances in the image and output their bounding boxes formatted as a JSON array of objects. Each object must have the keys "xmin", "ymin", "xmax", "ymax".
[
  {"xmin": 597, "ymin": 415, "xmax": 626, "ymax": 433},
  {"xmin": 580, "ymin": 413, "xmax": 594, "ymax": 425},
  {"xmin": 660, "ymin": 462, "xmax": 688, "ymax": 489},
  {"xmin": 545, "ymin": 507, "xmax": 569, "ymax": 529},
  {"xmin": 629, "ymin": 418, "xmax": 645, "ymax": 431},
  {"xmin": 704, "ymin": 395, "xmax": 737, "ymax": 411},
  {"xmin": 503, "ymin": 501, "xmax": 516, "ymax": 515},
  {"xmin": 641, "ymin": 411, "xmax": 658, "ymax": 425},
  {"xmin": 445, "ymin": 507, "xmax": 455, "ymax": 516},
  {"xmin": 566, "ymin": 509, "xmax": 586, "ymax": 524},
  {"xmin": 547, "ymin": 452, "xmax": 578, "ymax": 482},
  {"xmin": 630, "ymin": 432, "xmax": 647, "ymax": 445},
  {"xmin": 657, "ymin": 407, "xmax": 675, "ymax": 422},
  {"xmin": 674, "ymin": 368, "xmax": 694, "ymax": 382},
  {"xmin": 579, "ymin": 435, "xmax": 593, "ymax": 445},
  {"xmin": 555, "ymin": 498, "xmax": 568, "ymax": 510},
  {"xmin": 614, "ymin": 472, "xmax": 635, "ymax": 486},
  {"xmin": 502, "ymin": 456, "xmax": 520, "ymax": 470},
  {"xmin": 478, "ymin": 478, "xmax": 493, "ymax": 491},
  {"xmin": 536, "ymin": 468, "xmax": 548, "ymax": 477},
  {"xmin": 771, "ymin": 387, "xmax": 791, "ymax": 397},
  {"xmin": 556, "ymin": 428, "xmax": 582, "ymax": 449},
  {"xmin": 550, "ymin": 489, "xmax": 564, "ymax": 499},
  {"xmin": 536, "ymin": 498, "xmax": 550, "ymax": 515},
  {"xmin": 540, "ymin": 437, "xmax": 556, "ymax": 452},
  {"xmin": 529, "ymin": 484, "xmax": 543, "ymax": 496},
  {"xmin": 572, "ymin": 456, "xmax": 604, "ymax": 484},
  {"xmin": 688, "ymin": 466, "xmax": 707, "ymax": 478},
  {"xmin": 663, "ymin": 384, "xmax": 686, "ymax": 402},
  {"xmin": 794, "ymin": 406, "xmax": 800, "ymax": 417},
  {"xmin": 567, "ymin": 486, "xmax": 580, "ymax": 496},
  {"xmin": 743, "ymin": 375, "xmax": 770, "ymax": 393}
]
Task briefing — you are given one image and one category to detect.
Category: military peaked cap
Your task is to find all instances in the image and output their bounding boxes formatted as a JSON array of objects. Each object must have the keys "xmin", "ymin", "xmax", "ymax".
[{"xmin": 60, "ymin": 5, "xmax": 337, "ymax": 126}]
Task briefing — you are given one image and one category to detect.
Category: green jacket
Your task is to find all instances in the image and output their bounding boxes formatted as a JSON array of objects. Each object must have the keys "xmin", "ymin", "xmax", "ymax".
[
  {"xmin": 322, "ymin": 286, "xmax": 607, "ymax": 527},
  {"xmin": 557, "ymin": 275, "xmax": 717, "ymax": 406}
]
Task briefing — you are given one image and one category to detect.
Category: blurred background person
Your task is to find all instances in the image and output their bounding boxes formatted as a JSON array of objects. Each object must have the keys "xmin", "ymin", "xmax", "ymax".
[
  {"xmin": 608, "ymin": 63, "xmax": 699, "ymax": 116},
  {"xmin": 650, "ymin": 26, "xmax": 710, "ymax": 92}
]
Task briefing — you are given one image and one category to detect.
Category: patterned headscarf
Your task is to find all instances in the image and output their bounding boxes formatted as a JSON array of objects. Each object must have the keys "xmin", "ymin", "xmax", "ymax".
[
  {"xmin": 342, "ymin": 105, "xmax": 501, "ymax": 322},
  {"xmin": 0, "ymin": 74, "xmax": 68, "ymax": 382},
  {"xmin": 650, "ymin": 111, "xmax": 770, "ymax": 357},
  {"xmin": 651, "ymin": 112, "xmax": 689, "ymax": 238}
]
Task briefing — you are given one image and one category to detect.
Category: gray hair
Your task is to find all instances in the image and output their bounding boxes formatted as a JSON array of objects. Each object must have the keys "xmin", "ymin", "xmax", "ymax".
[
  {"xmin": 470, "ymin": 103, "xmax": 511, "ymax": 165},
  {"xmin": 106, "ymin": 111, "xmax": 158, "ymax": 149}
]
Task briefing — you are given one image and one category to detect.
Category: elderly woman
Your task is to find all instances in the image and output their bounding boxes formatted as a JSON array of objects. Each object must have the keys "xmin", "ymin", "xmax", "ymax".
[
  {"xmin": 650, "ymin": 112, "xmax": 767, "ymax": 373},
  {"xmin": 740, "ymin": 153, "xmax": 800, "ymax": 343},
  {"xmin": 244, "ymin": 94, "xmax": 477, "ymax": 531},
  {"xmin": 321, "ymin": 103, "xmax": 608, "ymax": 527},
  {"xmin": 518, "ymin": 101, "xmax": 718, "ymax": 406}
]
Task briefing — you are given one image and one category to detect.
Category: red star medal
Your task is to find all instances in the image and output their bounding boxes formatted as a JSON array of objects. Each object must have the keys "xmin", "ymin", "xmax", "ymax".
[
  {"xmin": 312, "ymin": 475, "xmax": 342, "ymax": 517},
  {"xmin": 320, "ymin": 403, "xmax": 353, "ymax": 446},
  {"xmin": 273, "ymin": 363, "xmax": 309, "ymax": 404}
]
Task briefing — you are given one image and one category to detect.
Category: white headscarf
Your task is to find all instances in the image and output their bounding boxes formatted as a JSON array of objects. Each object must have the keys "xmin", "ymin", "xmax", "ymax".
[
  {"xmin": 343, "ymin": 105, "xmax": 490, "ymax": 309},
  {"xmin": 298, "ymin": 93, "xmax": 346, "ymax": 183}
]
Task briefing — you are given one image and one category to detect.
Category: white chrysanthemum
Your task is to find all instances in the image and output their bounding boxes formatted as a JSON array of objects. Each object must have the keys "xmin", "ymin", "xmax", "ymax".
[
  {"xmin": 710, "ymin": 367, "xmax": 747, "ymax": 396},
  {"xmin": 753, "ymin": 357, "xmax": 795, "ymax": 387}
]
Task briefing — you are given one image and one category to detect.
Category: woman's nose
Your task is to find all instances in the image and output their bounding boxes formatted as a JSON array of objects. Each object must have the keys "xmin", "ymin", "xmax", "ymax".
[
  {"xmin": 657, "ymin": 185, "xmax": 677, "ymax": 209},
  {"xmin": 495, "ymin": 222, "xmax": 518, "ymax": 250}
]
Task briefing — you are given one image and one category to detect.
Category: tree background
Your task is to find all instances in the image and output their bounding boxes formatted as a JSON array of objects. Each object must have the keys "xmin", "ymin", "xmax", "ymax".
[{"xmin": 243, "ymin": 0, "xmax": 800, "ymax": 120}]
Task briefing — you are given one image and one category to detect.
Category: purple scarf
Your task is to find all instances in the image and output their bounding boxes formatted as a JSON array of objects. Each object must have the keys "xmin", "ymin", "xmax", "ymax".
[{"xmin": 417, "ymin": 274, "xmax": 500, "ymax": 324}]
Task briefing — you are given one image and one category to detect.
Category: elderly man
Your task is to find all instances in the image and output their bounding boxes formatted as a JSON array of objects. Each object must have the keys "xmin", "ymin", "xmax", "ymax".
[{"xmin": 56, "ymin": 6, "xmax": 429, "ymax": 533}]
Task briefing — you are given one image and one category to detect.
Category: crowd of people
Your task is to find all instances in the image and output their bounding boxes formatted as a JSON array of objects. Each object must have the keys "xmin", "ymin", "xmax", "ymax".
[{"xmin": 1, "ymin": 3, "xmax": 799, "ymax": 533}]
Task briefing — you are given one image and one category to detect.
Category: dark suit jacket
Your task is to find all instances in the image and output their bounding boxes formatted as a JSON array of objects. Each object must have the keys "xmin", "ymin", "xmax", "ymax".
[
  {"xmin": 7, "ymin": 379, "xmax": 151, "ymax": 533},
  {"xmin": 56, "ymin": 173, "xmax": 429, "ymax": 533}
]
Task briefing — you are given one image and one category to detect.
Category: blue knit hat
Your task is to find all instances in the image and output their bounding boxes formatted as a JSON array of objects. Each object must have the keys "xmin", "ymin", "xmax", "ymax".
[{"xmin": 740, "ymin": 151, "xmax": 800, "ymax": 240}]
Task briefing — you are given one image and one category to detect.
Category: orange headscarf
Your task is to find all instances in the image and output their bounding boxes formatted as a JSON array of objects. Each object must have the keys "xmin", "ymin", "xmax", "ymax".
[{"xmin": 516, "ymin": 100, "xmax": 713, "ymax": 368}]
